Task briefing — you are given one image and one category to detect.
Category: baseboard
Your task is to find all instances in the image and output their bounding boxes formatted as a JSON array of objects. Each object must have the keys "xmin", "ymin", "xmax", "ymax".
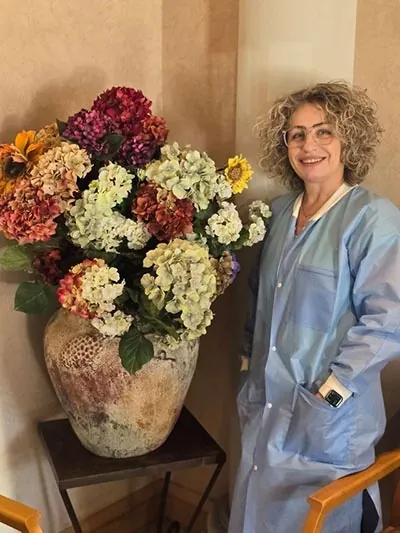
[{"xmin": 60, "ymin": 479, "xmax": 211, "ymax": 533}]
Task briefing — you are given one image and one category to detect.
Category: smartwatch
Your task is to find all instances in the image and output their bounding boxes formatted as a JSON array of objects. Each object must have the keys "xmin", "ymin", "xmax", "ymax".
[
  {"xmin": 318, "ymin": 374, "xmax": 352, "ymax": 408},
  {"xmin": 323, "ymin": 389, "xmax": 343, "ymax": 408}
]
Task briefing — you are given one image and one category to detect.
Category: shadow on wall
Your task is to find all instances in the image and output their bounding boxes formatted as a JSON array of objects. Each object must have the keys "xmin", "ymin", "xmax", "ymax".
[
  {"xmin": 161, "ymin": 0, "xmax": 238, "ymax": 165},
  {"xmin": 0, "ymin": 67, "xmax": 107, "ymax": 140}
]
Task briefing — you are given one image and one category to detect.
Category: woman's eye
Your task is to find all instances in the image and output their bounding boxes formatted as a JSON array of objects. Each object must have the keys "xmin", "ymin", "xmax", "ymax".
[
  {"xmin": 317, "ymin": 128, "xmax": 333, "ymax": 137},
  {"xmin": 291, "ymin": 131, "xmax": 304, "ymax": 140}
]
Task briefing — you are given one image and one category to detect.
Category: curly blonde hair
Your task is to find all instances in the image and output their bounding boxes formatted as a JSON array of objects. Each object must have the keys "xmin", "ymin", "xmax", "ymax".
[{"xmin": 256, "ymin": 80, "xmax": 383, "ymax": 190}]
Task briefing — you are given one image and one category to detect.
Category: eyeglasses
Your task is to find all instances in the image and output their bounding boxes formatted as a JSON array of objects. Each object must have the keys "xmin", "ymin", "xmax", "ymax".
[{"xmin": 283, "ymin": 123, "xmax": 336, "ymax": 148}]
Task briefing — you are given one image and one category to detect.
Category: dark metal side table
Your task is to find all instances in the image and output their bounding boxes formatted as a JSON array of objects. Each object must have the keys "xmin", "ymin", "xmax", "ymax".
[{"xmin": 38, "ymin": 407, "xmax": 226, "ymax": 533}]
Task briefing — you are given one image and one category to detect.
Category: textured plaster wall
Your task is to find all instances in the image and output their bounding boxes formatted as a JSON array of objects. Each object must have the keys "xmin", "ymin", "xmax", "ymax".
[
  {"xmin": 354, "ymin": 0, "xmax": 400, "ymax": 421},
  {"xmin": 0, "ymin": 0, "xmax": 239, "ymax": 530}
]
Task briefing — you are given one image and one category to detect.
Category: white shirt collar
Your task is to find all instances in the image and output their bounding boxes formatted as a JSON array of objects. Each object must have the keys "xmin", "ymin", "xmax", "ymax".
[{"xmin": 292, "ymin": 182, "xmax": 355, "ymax": 222}]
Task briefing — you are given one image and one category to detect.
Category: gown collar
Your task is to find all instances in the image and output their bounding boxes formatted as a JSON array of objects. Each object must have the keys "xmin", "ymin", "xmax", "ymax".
[{"xmin": 292, "ymin": 182, "xmax": 355, "ymax": 222}]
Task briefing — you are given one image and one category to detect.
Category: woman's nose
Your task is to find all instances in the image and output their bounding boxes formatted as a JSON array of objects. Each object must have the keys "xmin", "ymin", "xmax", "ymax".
[{"xmin": 302, "ymin": 131, "xmax": 318, "ymax": 151}]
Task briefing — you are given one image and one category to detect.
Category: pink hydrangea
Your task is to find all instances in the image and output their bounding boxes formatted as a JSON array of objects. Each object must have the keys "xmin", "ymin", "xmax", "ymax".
[
  {"xmin": 57, "ymin": 258, "xmax": 102, "ymax": 319},
  {"xmin": 92, "ymin": 87, "xmax": 152, "ymax": 136},
  {"xmin": 0, "ymin": 179, "xmax": 61, "ymax": 244},
  {"xmin": 63, "ymin": 109, "xmax": 110, "ymax": 157}
]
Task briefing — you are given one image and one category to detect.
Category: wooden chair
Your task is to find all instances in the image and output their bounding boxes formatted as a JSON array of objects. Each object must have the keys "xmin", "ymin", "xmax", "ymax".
[
  {"xmin": 0, "ymin": 494, "xmax": 42, "ymax": 533},
  {"xmin": 303, "ymin": 449, "xmax": 400, "ymax": 532}
]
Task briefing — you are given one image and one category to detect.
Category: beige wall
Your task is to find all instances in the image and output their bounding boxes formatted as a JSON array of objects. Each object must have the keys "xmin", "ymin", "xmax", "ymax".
[
  {"xmin": 0, "ymin": 0, "xmax": 238, "ymax": 531},
  {"xmin": 354, "ymin": 0, "xmax": 400, "ymax": 206},
  {"xmin": 354, "ymin": 0, "xmax": 400, "ymax": 420}
]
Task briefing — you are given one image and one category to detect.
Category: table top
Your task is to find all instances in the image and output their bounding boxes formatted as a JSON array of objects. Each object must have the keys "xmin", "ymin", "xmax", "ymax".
[{"xmin": 38, "ymin": 407, "xmax": 226, "ymax": 490}]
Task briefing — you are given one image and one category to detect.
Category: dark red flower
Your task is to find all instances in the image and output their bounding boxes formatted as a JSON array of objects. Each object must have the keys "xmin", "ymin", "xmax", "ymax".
[
  {"xmin": 32, "ymin": 248, "xmax": 63, "ymax": 285},
  {"xmin": 132, "ymin": 183, "xmax": 194, "ymax": 241},
  {"xmin": 92, "ymin": 87, "xmax": 152, "ymax": 136}
]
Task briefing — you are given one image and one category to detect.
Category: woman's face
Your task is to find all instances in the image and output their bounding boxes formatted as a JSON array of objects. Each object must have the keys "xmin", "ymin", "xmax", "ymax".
[{"xmin": 286, "ymin": 103, "xmax": 344, "ymax": 188}]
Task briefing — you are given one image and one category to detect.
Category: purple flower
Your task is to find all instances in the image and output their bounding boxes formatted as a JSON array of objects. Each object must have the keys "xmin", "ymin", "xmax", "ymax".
[
  {"xmin": 63, "ymin": 109, "xmax": 110, "ymax": 157},
  {"xmin": 117, "ymin": 135, "xmax": 159, "ymax": 168},
  {"xmin": 230, "ymin": 251, "xmax": 241, "ymax": 283}
]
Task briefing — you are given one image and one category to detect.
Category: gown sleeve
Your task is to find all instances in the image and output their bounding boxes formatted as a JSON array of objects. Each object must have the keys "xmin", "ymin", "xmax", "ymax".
[{"xmin": 330, "ymin": 202, "xmax": 400, "ymax": 395}]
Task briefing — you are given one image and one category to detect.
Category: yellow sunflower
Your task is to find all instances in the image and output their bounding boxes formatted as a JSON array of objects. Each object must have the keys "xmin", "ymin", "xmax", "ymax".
[
  {"xmin": 224, "ymin": 155, "xmax": 254, "ymax": 194},
  {"xmin": 0, "ymin": 130, "xmax": 44, "ymax": 198}
]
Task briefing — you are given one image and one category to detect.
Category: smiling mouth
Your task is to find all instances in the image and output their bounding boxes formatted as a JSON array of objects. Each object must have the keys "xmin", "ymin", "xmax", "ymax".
[{"xmin": 300, "ymin": 157, "xmax": 325, "ymax": 165}]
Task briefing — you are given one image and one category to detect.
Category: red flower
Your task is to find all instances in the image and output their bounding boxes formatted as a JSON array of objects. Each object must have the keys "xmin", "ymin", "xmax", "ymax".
[
  {"xmin": 92, "ymin": 87, "xmax": 152, "ymax": 136},
  {"xmin": 32, "ymin": 249, "xmax": 63, "ymax": 285},
  {"xmin": 132, "ymin": 183, "xmax": 194, "ymax": 241}
]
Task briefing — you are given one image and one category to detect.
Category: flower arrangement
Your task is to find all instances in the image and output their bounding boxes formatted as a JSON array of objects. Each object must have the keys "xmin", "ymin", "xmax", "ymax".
[{"xmin": 0, "ymin": 87, "xmax": 271, "ymax": 373}]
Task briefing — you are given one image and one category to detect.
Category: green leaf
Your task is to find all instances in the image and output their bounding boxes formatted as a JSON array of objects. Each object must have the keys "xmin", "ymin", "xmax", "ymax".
[
  {"xmin": 140, "ymin": 293, "xmax": 159, "ymax": 318},
  {"xmin": 85, "ymin": 249, "xmax": 118, "ymax": 263},
  {"xmin": 230, "ymin": 228, "xmax": 250, "ymax": 251},
  {"xmin": 139, "ymin": 294, "xmax": 179, "ymax": 339},
  {"xmin": 56, "ymin": 119, "xmax": 67, "ymax": 136},
  {"xmin": 14, "ymin": 281, "xmax": 59, "ymax": 314},
  {"xmin": 194, "ymin": 202, "xmax": 218, "ymax": 221},
  {"xmin": 96, "ymin": 134, "xmax": 126, "ymax": 161},
  {"xmin": 119, "ymin": 326, "xmax": 154, "ymax": 374},
  {"xmin": 144, "ymin": 315, "xmax": 180, "ymax": 340},
  {"xmin": 0, "ymin": 245, "xmax": 32, "ymax": 271},
  {"xmin": 126, "ymin": 287, "xmax": 140, "ymax": 304}
]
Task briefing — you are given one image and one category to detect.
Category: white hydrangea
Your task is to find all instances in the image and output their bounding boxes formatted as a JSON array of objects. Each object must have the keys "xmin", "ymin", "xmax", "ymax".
[
  {"xmin": 243, "ymin": 216, "xmax": 267, "ymax": 246},
  {"xmin": 66, "ymin": 163, "xmax": 151, "ymax": 252},
  {"xmin": 67, "ymin": 211, "xmax": 151, "ymax": 252},
  {"xmin": 91, "ymin": 311, "xmax": 133, "ymax": 337},
  {"xmin": 141, "ymin": 239, "xmax": 217, "ymax": 339},
  {"xmin": 91, "ymin": 163, "xmax": 134, "ymax": 207},
  {"xmin": 205, "ymin": 202, "xmax": 243, "ymax": 245},
  {"xmin": 248, "ymin": 200, "xmax": 272, "ymax": 221},
  {"xmin": 81, "ymin": 264, "xmax": 125, "ymax": 315},
  {"xmin": 124, "ymin": 219, "xmax": 151, "ymax": 250},
  {"xmin": 139, "ymin": 142, "xmax": 224, "ymax": 211},
  {"xmin": 215, "ymin": 176, "xmax": 233, "ymax": 201}
]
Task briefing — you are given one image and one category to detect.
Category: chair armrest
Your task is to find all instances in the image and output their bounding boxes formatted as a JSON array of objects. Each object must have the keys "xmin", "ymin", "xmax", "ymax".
[
  {"xmin": 302, "ymin": 450, "xmax": 400, "ymax": 533},
  {"xmin": 0, "ymin": 495, "xmax": 42, "ymax": 533}
]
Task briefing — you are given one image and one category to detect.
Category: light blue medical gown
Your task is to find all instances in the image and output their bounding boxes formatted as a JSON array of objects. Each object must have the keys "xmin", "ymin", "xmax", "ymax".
[{"xmin": 229, "ymin": 186, "xmax": 400, "ymax": 533}]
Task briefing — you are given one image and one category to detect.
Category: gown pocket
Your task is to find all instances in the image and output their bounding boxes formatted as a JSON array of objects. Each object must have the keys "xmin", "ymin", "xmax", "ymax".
[
  {"xmin": 284, "ymin": 384, "xmax": 353, "ymax": 466},
  {"xmin": 291, "ymin": 265, "xmax": 337, "ymax": 331}
]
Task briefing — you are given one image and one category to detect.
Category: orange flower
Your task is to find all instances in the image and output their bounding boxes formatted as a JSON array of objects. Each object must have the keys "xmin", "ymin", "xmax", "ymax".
[
  {"xmin": 0, "ymin": 130, "xmax": 45, "ymax": 198},
  {"xmin": 14, "ymin": 130, "xmax": 44, "ymax": 164}
]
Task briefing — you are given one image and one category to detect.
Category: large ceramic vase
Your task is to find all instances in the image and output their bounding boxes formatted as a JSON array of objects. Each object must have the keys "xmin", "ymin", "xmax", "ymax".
[{"xmin": 44, "ymin": 309, "xmax": 200, "ymax": 458}]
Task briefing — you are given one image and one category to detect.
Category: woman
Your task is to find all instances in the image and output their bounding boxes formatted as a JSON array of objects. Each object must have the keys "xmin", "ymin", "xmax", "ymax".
[{"xmin": 229, "ymin": 81, "xmax": 400, "ymax": 533}]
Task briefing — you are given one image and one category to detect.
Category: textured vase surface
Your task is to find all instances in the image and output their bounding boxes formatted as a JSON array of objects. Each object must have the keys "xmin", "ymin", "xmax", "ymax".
[{"xmin": 44, "ymin": 310, "xmax": 200, "ymax": 458}]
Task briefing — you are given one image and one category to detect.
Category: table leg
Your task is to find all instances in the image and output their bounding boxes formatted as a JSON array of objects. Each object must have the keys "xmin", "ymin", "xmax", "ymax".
[
  {"xmin": 185, "ymin": 461, "xmax": 225, "ymax": 533},
  {"xmin": 59, "ymin": 489, "xmax": 83, "ymax": 533},
  {"xmin": 157, "ymin": 471, "xmax": 171, "ymax": 533}
]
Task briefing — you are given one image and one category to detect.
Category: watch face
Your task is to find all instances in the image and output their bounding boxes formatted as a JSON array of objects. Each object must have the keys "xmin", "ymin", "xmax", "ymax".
[{"xmin": 325, "ymin": 389, "xmax": 343, "ymax": 408}]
